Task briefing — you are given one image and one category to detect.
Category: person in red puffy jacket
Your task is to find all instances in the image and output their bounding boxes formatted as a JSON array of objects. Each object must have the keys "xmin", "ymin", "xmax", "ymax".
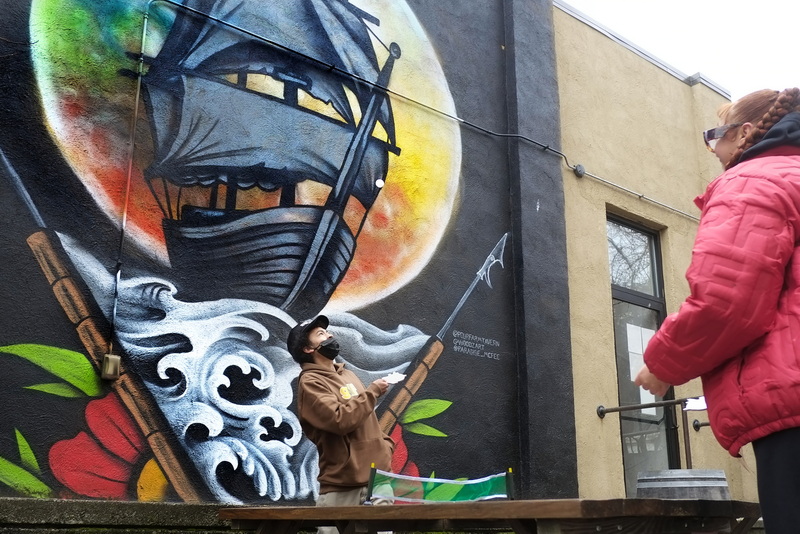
[{"xmin": 635, "ymin": 88, "xmax": 800, "ymax": 533}]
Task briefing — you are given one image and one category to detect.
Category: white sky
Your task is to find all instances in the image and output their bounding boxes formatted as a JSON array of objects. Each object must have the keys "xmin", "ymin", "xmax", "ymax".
[{"xmin": 559, "ymin": 0, "xmax": 799, "ymax": 100}]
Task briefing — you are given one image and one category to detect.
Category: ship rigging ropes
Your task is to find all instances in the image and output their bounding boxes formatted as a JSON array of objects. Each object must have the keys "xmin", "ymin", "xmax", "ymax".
[
  {"xmin": 97, "ymin": 0, "xmax": 698, "ymax": 357},
  {"xmin": 119, "ymin": 0, "xmax": 698, "ymax": 273}
]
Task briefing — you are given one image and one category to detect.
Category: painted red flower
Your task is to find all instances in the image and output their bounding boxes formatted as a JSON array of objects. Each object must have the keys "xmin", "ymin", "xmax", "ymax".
[
  {"xmin": 49, "ymin": 393, "xmax": 147, "ymax": 499},
  {"xmin": 390, "ymin": 425, "xmax": 420, "ymax": 477},
  {"xmin": 388, "ymin": 425, "xmax": 424, "ymax": 502}
]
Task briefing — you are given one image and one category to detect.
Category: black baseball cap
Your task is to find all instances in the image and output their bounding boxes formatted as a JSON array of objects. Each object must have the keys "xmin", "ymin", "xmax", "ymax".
[{"xmin": 287, "ymin": 315, "xmax": 329, "ymax": 363}]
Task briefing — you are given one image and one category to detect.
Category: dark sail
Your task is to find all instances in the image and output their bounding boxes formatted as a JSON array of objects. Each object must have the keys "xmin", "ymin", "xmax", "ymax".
[
  {"xmin": 138, "ymin": 0, "xmax": 401, "ymax": 315},
  {"xmin": 143, "ymin": 75, "xmax": 390, "ymax": 207},
  {"xmin": 142, "ymin": 0, "xmax": 397, "ymax": 202}
]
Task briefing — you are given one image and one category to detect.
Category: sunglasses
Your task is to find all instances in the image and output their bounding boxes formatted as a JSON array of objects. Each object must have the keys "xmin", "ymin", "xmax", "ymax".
[{"xmin": 702, "ymin": 123, "xmax": 741, "ymax": 152}]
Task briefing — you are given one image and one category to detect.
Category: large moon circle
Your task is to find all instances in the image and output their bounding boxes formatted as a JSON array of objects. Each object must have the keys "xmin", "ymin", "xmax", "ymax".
[{"xmin": 30, "ymin": 0, "xmax": 460, "ymax": 312}]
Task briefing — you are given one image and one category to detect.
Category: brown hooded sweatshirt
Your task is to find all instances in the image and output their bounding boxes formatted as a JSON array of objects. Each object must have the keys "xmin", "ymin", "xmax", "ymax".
[{"xmin": 297, "ymin": 362, "xmax": 394, "ymax": 494}]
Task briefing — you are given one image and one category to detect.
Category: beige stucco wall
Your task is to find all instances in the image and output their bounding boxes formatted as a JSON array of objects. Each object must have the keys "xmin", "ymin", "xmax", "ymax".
[{"xmin": 553, "ymin": 3, "xmax": 758, "ymax": 500}]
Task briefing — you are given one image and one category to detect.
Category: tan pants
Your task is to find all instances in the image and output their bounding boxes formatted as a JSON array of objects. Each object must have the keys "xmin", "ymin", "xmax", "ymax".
[{"xmin": 316, "ymin": 486, "xmax": 392, "ymax": 534}]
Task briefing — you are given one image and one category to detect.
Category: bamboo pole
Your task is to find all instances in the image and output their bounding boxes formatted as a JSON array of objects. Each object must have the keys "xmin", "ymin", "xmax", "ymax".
[
  {"xmin": 26, "ymin": 229, "xmax": 205, "ymax": 502},
  {"xmin": 378, "ymin": 234, "xmax": 507, "ymax": 435},
  {"xmin": 378, "ymin": 336, "xmax": 444, "ymax": 435}
]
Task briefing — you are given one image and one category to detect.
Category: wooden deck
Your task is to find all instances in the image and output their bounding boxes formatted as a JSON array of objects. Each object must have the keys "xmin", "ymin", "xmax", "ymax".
[{"xmin": 219, "ymin": 498, "xmax": 761, "ymax": 534}]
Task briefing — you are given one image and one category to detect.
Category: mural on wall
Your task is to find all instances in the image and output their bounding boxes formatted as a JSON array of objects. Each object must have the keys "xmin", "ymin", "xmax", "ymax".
[{"xmin": 0, "ymin": 0, "xmax": 517, "ymax": 505}]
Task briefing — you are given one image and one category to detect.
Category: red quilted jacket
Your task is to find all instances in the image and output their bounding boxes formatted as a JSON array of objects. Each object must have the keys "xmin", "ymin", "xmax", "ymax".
[{"xmin": 643, "ymin": 113, "xmax": 800, "ymax": 456}]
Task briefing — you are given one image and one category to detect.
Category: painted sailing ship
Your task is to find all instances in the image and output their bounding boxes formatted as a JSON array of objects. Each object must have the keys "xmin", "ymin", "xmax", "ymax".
[{"xmin": 140, "ymin": 0, "xmax": 401, "ymax": 318}]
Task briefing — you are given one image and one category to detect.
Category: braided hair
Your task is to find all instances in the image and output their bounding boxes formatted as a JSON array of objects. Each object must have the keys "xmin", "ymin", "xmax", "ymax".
[{"xmin": 723, "ymin": 87, "xmax": 800, "ymax": 170}]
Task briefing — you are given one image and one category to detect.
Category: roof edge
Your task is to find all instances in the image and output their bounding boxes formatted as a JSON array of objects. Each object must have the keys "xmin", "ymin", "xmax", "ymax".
[{"xmin": 553, "ymin": 0, "xmax": 731, "ymax": 100}]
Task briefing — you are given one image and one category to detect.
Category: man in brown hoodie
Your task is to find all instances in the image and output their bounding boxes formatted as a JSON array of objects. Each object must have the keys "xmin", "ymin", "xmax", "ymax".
[{"xmin": 287, "ymin": 315, "xmax": 395, "ymax": 518}]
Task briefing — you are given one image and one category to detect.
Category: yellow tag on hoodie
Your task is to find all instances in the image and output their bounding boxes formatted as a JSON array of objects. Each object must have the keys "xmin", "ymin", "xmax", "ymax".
[{"xmin": 340, "ymin": 383, "xmax": 359, "ymax": 399}]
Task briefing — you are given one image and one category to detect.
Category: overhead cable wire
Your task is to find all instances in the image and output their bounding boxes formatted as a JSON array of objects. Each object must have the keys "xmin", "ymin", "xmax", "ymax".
[
  {"xmin": 138, "ymin": 0, "xmax": 700, "ymax": 225},
  {"xmin": 573, "ymin": 167, "xmax": 699, "ymax": 222}
]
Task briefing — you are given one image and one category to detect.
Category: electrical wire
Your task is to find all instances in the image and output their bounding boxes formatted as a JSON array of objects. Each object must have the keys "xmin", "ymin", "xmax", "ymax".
[{"xmin": 121, "ymin": 0, "xmax": 700, "ymax": 308}]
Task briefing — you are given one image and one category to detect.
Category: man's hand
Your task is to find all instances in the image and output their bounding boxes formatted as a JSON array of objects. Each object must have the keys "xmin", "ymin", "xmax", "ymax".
[
  {"xmin": 372, "ymin": 378, "xmax": 389, "ymax": 396},
  {"xmin": 634, "ymin": 364, "xmax": 671, "ymax": 397}
]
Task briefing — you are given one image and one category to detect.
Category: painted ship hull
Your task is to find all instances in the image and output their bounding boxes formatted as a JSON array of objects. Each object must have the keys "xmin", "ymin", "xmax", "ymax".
[{"xmin": 163, "ymin": 205, "xmax": 356, "ymax": 317}]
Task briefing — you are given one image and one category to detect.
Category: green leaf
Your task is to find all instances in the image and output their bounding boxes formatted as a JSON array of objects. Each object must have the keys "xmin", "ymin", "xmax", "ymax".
[
  {"xmin": 421, "ymin": 472, "xmax": 460, "ymax": 490},
  {"xmin": 425, "ymin": 482, "xmax": 464, "ymax": 502},
  {"xmin": 399, "ymin": 399, "xmax": 452, "ymax": 424},
  {"xmin": 0, "ymin": 456, "xmax": 51, "ymax": 498},
  {"xmin": 403, "ymin": 422, "xmax": 447, "ymax": 437},
  {"xmin": 24, "ymin": 383, "xmax": 85, "ymax": 398},
  {"xmin": 423, "ymin": 473, "xmax": 436, "ymax": 493},
  {"xmin": 0, "ymin": 344, "xmax": 101, "ymax": 396},
  {"xmin": 14, "ymin": 430, "xmax": 39, "ymax": 474}
]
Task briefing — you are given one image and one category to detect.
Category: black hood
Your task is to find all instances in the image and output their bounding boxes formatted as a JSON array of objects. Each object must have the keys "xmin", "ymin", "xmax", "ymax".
[{"xmin": 740, "ymin": 111, "xmax": 800, "ymax": 163}]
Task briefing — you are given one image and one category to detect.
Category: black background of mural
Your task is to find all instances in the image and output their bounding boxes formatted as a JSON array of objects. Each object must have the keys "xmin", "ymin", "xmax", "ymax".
[
  {"xmin": 356, "ymin": 0, "xmax": 518, "ymax": 478},
  {"xmin": 0, "ymin": 3, "xmax": 113, "ymax": 491},
  {"xmin": 0, "ymin": 0, "xmax": 576, "ymax": 501}
]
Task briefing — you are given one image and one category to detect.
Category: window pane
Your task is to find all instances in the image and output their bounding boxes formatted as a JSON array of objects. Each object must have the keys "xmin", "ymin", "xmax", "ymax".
[
  {"xmin": 607, "ymin": 219, "xmax": 657, "ymax": 296},
  {"xmin": 612, "ymin": 299, "xmax": 669, "ymax": 496}
]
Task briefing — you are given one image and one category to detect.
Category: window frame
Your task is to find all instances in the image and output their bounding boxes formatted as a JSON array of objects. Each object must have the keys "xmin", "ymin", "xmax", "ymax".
[{"xmin": 606, "ymin": 215, "xmax": 681, "ymax": 494}]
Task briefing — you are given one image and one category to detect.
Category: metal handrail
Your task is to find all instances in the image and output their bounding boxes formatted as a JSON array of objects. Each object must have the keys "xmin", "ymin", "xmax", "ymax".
[
  {"xmin": 596, "ymin": 397, "xmax": 700, "ymax": 469},
  {"xmin": 596, "ymin": 398, "xmax": 690, "ymax": 418},
  {"xmin": 693, "ymin": 420, "xmax": 711, "ymax": 431}
]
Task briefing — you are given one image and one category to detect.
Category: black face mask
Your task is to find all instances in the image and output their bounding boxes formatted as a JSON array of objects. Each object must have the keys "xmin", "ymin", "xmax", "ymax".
[{"xmin": 315, "ymin": 337, "xmax": 340, "ymax": 360}]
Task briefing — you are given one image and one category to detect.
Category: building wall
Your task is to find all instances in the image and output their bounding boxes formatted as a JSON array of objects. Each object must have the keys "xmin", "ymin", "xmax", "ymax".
[
  {"xmin": 0, "ymin": 0, "xmax": 576, "ymax": 513},
  {"xmin": 0, "ymin": 0, "xmax": 760, "ymax": 524},
  {"xmin": 554, "ymin": 2, "xmax": 758, "ymax": 501}
]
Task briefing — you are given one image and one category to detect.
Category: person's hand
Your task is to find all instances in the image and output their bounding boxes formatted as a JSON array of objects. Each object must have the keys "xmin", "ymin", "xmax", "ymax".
[
  {"xmin": 634, "ymin": 364, "xmax": 671, "ymax": 397},
  {"xmin": 372, "ymin": 378, "xmax": 389, "ymax": 396}
]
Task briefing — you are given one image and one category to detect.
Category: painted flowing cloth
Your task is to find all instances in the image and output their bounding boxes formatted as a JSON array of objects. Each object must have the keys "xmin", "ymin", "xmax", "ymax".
[{"xmin": 369, "ymin": 469, "xmax": 510, "ymax": 503}]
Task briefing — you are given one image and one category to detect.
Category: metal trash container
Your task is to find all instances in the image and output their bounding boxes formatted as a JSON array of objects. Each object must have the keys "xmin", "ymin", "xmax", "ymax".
[{"xmin": 636, "ymin": 469, "xmax": 731, "ymax": 500}]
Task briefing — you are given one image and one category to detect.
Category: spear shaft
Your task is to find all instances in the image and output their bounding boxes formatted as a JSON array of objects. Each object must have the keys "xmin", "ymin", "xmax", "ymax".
[
  {"xmin": 437, "ymin": 233, "xmax": 507, "ymax": 339},
  {"xmin": 379, "ymin": 233, "xmax": 508, "ymax": 434}
]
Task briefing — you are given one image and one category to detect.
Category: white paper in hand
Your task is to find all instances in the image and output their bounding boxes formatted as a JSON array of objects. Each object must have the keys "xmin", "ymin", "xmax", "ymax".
[
  {"xmin": 683, "ymin": 396, "xmax": 707, "ymax": 411},
  {"xmin": 382, "ymin": 372, "xmax": 406, "ymax": 384}
]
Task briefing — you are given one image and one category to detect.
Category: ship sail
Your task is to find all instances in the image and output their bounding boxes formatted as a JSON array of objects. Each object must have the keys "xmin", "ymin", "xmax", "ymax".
[
  {"xmin": 142, "ymin": 0, "xmax": 397, "ymax": 207},
  {"xmin": 143, "ymin": 75, "xmax": 390, "ymax": 207},
  {"xmin": 138, "ymin": 0, "xmax": 401, "ymax": 315}
]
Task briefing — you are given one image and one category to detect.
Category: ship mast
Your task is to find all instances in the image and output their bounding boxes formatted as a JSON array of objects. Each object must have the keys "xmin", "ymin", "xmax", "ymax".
[{"xmin": 326, "ymin": 42, "xmax": 401, "ymax": 212}]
